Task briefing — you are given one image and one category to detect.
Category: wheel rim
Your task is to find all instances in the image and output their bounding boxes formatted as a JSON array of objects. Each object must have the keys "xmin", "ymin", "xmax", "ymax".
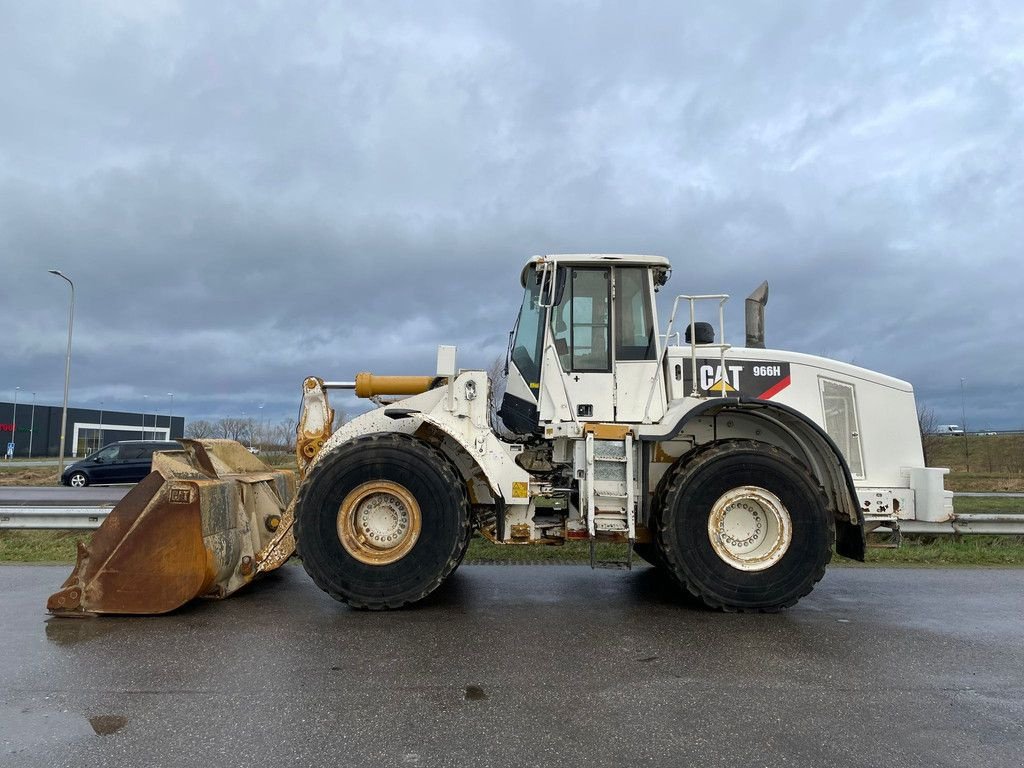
[
  {"xmin": 707, "ymin": 485, "xmax": 792, "ymax": 572},
  {"xmin": 71, "ymin": 474, "xmax": 86, "ymax": 487},
  {"xmin": 336, "ymin": 480, "xmax": 421, "ymax": 566}
]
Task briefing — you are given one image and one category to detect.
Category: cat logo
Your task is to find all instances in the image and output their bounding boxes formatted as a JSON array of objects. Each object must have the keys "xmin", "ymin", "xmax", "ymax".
[
  {"xmin": 684, "ymin": 360, "xmax": 792, "ymax": 400},
  {"xmin": 701, "ymin": 364, "xmax": 743, "ymax": 393}
]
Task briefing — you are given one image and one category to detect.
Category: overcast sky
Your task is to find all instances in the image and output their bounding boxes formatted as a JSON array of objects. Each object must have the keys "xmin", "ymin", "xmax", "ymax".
[{"xmin": 2, "ymin": 0, "xmax": 1022, "ymax": 430}]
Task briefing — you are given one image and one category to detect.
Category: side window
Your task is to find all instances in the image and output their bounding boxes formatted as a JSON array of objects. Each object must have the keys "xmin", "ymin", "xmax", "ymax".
[
  {"xmin": 121, "ymin": 445, "xmax": 147, "ymax": 460},
  {"xmin": 95, "ymin": 446, "xmax": 120, "ymax": 461},
  {"xmin": 553, "ymin": 268, "xmax": 610, "ymax": 372},
  {"xmin": 614, "ymin": 267, "xmax": 656, "ymax": 361},
  {"xmin": 819, "ymin": 378, "xmax": 865, "ymax": 478}
]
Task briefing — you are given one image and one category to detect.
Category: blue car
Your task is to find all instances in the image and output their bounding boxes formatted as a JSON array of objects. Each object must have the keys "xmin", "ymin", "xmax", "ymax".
[{"xmin": 61, "ymin": 440, "xmax": 181, "ymax": 487}]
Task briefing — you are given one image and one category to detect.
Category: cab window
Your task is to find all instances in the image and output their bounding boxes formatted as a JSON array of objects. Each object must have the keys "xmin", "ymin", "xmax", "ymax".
[
  {"xmin": 614, "ymin": 267, "xmax": 656, "ymax": 361},
  {"xmin": 552, "ymin": 268, "xmax": 611, "ymax": 372},
  {"xmin": 510, "ymin": 267, "xmax": 547, "ymax": 394}
]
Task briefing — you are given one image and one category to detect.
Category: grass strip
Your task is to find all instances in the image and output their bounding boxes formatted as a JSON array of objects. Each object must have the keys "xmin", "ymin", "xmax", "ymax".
[{"xmin": 5, "ymin": 531, "xmax": 1023, "ymax": 568}]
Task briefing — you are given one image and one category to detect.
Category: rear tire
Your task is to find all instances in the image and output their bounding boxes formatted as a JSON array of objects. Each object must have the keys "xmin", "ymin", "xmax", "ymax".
[
  {"xmin": 657, "ymin": 440, "xmax": 833, "ymax": 612},
  {"xmin": 631, "ymin": 542, "xmax": 667, "ymax": 571},
  {"xmin": 295, "ymin": 433, "xmax": 471, "ymax": 610}
]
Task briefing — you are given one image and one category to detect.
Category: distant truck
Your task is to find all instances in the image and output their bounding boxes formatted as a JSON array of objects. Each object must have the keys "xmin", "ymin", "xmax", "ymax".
[{"xmin": 935, "ymin": 424, "xmax": 965, "ymax": 435}]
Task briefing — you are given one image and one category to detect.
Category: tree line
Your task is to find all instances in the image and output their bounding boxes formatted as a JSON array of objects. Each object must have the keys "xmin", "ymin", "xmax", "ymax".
[{"xmin": 183, "ymin": 416, "xmax": 298, "ymax": 450}]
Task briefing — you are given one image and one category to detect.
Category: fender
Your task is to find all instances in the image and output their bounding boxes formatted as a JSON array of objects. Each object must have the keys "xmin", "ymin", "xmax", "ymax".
[{"xmin": 641, "ymin": 396, "xmax": 866, "ymax": 561}]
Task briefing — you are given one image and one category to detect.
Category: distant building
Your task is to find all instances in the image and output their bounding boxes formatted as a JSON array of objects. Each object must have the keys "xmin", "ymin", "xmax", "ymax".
[{"xmin": 0, "ymin": 401, "xmax": 184, "ymax": 459}]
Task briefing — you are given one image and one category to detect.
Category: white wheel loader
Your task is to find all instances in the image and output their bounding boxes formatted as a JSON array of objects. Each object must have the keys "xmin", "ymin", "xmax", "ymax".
[{"xmin": 47, "ymin": 254, "xmax": 951, "ymax": 616}]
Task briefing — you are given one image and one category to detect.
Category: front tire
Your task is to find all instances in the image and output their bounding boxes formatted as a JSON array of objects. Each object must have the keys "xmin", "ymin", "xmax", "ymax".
[
  {"xmin": 657, "ymin": 441, "xmax": 833, "ymax": 612},
  {"xmin": 68, "ymin": 471, "xmax": 89, "ymax": 488},
  {"xmin": 295, "ymin": 433, "xmax": 471, "ymax": 610}
]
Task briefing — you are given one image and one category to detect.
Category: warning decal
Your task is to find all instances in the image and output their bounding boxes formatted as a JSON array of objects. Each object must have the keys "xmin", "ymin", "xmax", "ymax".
[{"xmin": 681, "ymin": 360, "xmax": 792, "ymax": 400}]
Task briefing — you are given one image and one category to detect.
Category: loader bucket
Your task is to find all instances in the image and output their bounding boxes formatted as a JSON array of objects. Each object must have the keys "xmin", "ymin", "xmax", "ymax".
[{"xmin": 47, "ymin": 439, "xmax": 298, "ymax": 616}]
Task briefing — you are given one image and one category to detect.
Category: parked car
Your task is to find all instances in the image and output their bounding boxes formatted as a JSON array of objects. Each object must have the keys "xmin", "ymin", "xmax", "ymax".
[
  {"xmin": 935, "ymin": 424, "xmax": 965, "ymax": 435},
  {"xmin": 61, "ymin": 440, "xmax": 181, "ymax": 487}
]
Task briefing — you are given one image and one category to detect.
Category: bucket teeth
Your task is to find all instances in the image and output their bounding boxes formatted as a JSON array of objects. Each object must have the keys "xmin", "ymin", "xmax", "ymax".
[{"xmin": 47, "ymin": 440, "xmax": 297, "ymax": 616}]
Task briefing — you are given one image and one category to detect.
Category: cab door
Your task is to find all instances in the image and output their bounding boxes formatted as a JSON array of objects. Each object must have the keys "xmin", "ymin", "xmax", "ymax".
[
  {"xmin": 612, "ymin": 266, "xmax": 664, "ymax": 423},
  {"xmin": 547, "ymin": 267, "xmax": 614, "ymax": 422}
]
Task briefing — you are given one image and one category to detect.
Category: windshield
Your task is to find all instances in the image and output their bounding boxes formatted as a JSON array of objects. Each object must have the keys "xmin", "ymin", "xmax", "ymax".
[{"xmin": 510, "ymin": 267, "xmax": 546, "ymax": 396}]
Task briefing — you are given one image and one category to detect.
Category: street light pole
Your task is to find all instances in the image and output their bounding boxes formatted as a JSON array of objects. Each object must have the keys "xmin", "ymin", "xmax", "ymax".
[
  {"xmin": 167, "ymin": 392, "xmax": 174, "ymax": 439},
  {"xmin": 29, "ymin": 392, "xmax": 36, "ymax": 459},
  {"xmin": 258, "ymin": 403, "xmax": 264, "ymax": 453},
  {"xmin": 99, "ymin": 400, "xmax": 104, "ymax": 448},
  {"xmin": 10, "ymin": 386, "xmax": 19, "ymax": 459},
  {"xmin": 49, "ymin": 270, "xmax": 74, "ymax": 481},
  {"xmin": 142, "ymin": 394, "xmax": 148, "ymax": 440},
  {"xmin": 960, "ymin": 377, "xmax": 969, "ymax": 473}
]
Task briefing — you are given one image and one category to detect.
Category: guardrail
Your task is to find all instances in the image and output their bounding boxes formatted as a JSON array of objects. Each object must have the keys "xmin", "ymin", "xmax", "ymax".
[{"xmin": 1, "ymin": 507, "xmax": 113, "ymax": 529}]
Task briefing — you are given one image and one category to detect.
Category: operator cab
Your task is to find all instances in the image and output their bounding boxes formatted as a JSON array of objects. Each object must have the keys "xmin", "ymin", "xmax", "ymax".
[{"xmin": 499, "ymin": 254, "xmax": 670, "ymax": 435}]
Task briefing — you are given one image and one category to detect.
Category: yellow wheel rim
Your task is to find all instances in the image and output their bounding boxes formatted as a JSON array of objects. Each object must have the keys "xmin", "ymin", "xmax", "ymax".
[{"xmin": 337, "ymin": 480, "xmax": 422, "ymax": 566}]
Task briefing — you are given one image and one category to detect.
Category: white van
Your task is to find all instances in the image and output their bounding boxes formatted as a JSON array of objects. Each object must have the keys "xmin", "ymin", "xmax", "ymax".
[{"xmin": 936, "ymin": 424, "xmax": 965, "ymax": 435}]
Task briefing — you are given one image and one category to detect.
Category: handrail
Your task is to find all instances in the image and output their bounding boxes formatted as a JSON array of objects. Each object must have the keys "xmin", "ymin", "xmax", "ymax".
[{"xmin": 642, "ymin": 293, "xmax": 732, "ymax": 421}]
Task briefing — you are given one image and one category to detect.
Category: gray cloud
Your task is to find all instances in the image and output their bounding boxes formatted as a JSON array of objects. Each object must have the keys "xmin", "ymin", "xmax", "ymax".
[{"xmin": 1, "ymin": 0, "xmax": 1022, "ymax": 429}]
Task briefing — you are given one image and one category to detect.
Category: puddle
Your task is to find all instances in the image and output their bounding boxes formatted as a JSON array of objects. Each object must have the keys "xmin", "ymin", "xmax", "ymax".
[
  {"xmin": 0, "ymin": 705, "xmax": 95, "ymax": 752},
  {"xmin": 88, "ymin": 715, "xmax": 127, "ymax": 735},
  {"xmin": 464, "ymin": 685, "xmax": 487, "ymax": 701},
  {"xmin": 44, "ymin": 617, "xmax": 116, "ymax": 647}
]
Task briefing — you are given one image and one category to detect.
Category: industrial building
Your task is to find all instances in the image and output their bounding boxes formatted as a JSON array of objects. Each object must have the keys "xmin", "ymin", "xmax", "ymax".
[{"xmin": 0, "ymin": 401, "xmax": 184, "ymax": 459}]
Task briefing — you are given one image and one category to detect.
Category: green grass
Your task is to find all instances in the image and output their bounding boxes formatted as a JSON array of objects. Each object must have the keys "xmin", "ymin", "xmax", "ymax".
[
  {"xmin": 0, "ymin": 530, "xmax": 87, "ymax": 563},
  {"xmin": 863, "ymin": 536, "xmax": 1024, "ymax": 566},
  {"xmin": 953, "ymin": 496, "xmax": 1024, "ymax": 514},
  {"xmin": 461, "ymin": 536, "xmax": 1024, "ymax": 567},
  {"xmin": 4, "ymin": 530, "xmax": 1023, "ymax": 568},
  {"xmin": 926, "ymin": 434, "xmax": 1024, "ymax": 479},
  {"xmin": 464, "ymin": 539, "xmax": 631, "ymax": 564}
]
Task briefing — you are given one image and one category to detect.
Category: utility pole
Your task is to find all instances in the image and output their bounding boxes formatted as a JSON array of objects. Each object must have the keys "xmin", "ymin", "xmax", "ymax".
[
  {"xmin": 167, "ymin": 392, "xmax": 174, "ymax": 439},
  {"xmin": 28, "ymin": 392, "xmax": 36, "ymax": 459},
  {"xmin": 10, "ymin": 386, "xmax": 19, "ymax": 459},
  {"xmin": 142, "ymin": 394, "xmax": 148, "ymax": 440},
  {"xmin": 49, "ymin": 269, "xmax": 74, "ymax": 480},
  {"xmin": 258, "ymin": 403, "xmax": 264, "ymax": 453},
  {"xmin": 99, "ymin": 400, "xmax": 104, "ymax": 448},
  {"xmin": 960, "ymin": 377, "xmax": 970, "ymax": 473}
]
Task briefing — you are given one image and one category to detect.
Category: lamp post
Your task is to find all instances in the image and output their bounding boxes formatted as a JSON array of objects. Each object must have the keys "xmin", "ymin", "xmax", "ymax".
[
  {"xmin": 29, "ymin": 392, "xmax": 36, "ymax": 459},
  {"xmin": 960, "ymin": 377, "xmax": 969, "ymax": 473},
  {"xmin": 49, "ymin": 270, "xmax": 74, "ymax": 481},
  {"xmin": 98, "ymin": 400, "xmax": 104, "ymax": 450},
  {"xmin": 258, "ymin": 403, "xmax": 264, "ymax": 453},
  {"xmin": 10, "ymin": 386, "xmax": 19, "ymax": 459},
  {"xmin": 167, "ymin": 392, "xmax": 174, "ymax": 439},
  {"xmin": 142, "ymin": 394, "xmax": 148, "ymax": 440}
]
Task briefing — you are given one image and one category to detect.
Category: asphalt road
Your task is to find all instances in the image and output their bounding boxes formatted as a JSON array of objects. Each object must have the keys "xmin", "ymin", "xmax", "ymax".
[
  {"xmin": 0, "ymin": 486, "xmax": 129, "ymax": 506},
  {"xmin": 1, "ymin": 565, "xmax": 1022, "ymax": 768}
]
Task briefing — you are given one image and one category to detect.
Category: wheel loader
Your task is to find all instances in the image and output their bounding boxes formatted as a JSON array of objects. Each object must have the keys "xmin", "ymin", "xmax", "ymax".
[{"xmin": 47, "ymin": 254, "xmax": 952, "ymax": 616}]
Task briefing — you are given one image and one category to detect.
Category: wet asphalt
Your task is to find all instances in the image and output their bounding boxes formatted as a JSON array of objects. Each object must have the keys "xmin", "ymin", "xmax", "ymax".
[{"xmin": 1, "ymin": 564, "xmax": 1022, "ymax": 768}]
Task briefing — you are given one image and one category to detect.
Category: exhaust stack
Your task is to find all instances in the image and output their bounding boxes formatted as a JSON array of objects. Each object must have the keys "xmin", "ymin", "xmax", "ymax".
[{"xmin": 745, "ymin": 281, "xmax": 769, "ymax": 349}]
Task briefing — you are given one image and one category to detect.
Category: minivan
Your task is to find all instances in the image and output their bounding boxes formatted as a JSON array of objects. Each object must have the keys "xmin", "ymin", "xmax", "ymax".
[{"xmin": 61, "ymin": 440, "xmax": 181, "ymax": 487}]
